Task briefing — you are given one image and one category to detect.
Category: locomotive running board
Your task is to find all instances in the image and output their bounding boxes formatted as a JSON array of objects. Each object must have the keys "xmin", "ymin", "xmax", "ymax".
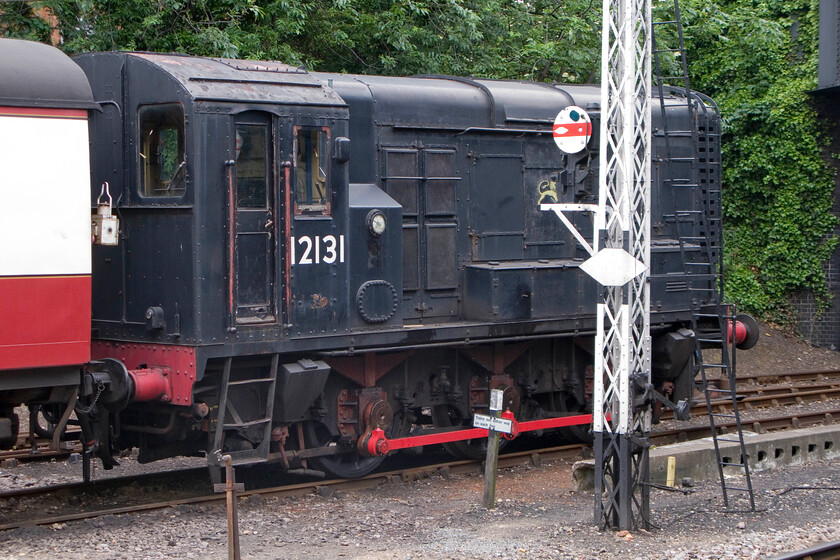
[{"xmin": 361, "ymin": 413, "xmax": 593, "ymax": 457}]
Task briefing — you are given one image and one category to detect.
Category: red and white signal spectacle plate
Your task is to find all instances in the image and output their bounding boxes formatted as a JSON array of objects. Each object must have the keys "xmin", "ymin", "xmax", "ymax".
[{"xmin": 553, "ymin": 106, "xmax": 592, "ymax": 154}]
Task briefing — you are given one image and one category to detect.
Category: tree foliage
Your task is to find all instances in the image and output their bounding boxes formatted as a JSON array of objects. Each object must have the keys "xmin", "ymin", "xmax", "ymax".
[
  {"xmin": 1, "ymin": 0, "xmax": 836, "ymax": 324},
  {"xmin": 1, "ymin": 0, "xmax": 603, "ymax": 81}
]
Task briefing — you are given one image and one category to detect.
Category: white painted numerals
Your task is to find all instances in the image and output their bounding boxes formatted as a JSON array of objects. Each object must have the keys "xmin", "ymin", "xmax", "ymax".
[{"xmin": 290, "ymin": 235, "xmax": 345, "ymax": 265}]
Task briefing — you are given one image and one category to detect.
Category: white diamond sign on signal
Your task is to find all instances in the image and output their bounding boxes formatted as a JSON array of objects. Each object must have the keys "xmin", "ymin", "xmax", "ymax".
[
  {"xmin": 580, "ymin": 248, "xmax": 648, "ymax": 286},
  {"xmin": 553, "ymin": 106, "xmax": 592, "ymax": 154}
]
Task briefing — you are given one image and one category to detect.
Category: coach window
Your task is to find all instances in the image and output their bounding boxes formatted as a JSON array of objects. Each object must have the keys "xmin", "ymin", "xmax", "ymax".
[
  {"xmin": 139, "ymin": 103, "xmax": 186, "ymax": 198},
  {"xmin": 294, "ymin": 127, "xmax": 329, "ymax": 214}
]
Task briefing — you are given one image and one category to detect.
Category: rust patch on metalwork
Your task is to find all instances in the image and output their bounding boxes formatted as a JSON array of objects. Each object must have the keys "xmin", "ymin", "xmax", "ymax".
[{"xmin": 311, "ymin": 294, "xmax": 329, "ymax": 309}]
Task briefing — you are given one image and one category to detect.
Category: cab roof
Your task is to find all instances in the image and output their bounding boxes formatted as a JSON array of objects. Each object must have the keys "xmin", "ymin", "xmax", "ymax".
[{"xmin": 82, "ymin": 52, "xmax": 346, "ymax": 108}]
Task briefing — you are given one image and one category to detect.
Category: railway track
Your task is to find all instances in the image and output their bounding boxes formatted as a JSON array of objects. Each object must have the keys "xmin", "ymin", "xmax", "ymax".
[
  {"xmin": 0, "ymin": 430, "xmax": 83, "ymax": 464},
  {"xmin": 740, "ymin": 369, "xmax": 840, "ymax": 386},
  {"xmin": 3, "ymin": 400, "xmax": 840, "ymax": 531},
  {"xmin": 0, "ymin": 444, "xmax": 584, "ymax": 531},
  {"xmin": 1, "ymin": 369, "xmax": 838, "ymax": 531},
  {"xmin": 652, "ymin": 406, "xmax": 840, "ymax": 445},
  {"xmin": 0, "ymin": 438, "xmax": 80, "ymax": 464},
  {"xmin": 770, "ymin": 539, "xmax": 840, "ymax": 560},
  {"xmin": 656, "ymin": 376, "xmax": 840, "ymax": 422},
  {"xmin": 3, "ymin": 369, "xmax": 837, "ymax": 466}
]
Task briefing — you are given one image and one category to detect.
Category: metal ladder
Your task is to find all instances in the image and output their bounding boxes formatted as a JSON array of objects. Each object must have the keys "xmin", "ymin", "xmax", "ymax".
[
  {"xmin": 210, "ymin": 354, "xmax": 279, "ymax": 467},
  {"xmin": 653, "ymin": 0, "xmax": 756, "ymax": 511}
]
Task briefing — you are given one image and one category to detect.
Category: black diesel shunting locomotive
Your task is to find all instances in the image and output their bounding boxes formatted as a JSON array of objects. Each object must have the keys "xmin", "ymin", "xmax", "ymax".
[{"xmin": 4, "ymin": 46, "xmax": 747, "ymax": 479}]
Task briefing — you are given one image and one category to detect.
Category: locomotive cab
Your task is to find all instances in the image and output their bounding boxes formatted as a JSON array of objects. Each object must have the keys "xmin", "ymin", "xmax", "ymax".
[
  {"xmin": 74, "ymin": 53, "xmax": 407, "ymax": 471},
  {"xmin": 74, "ymin": 52, "xmax": 400, "ymax": 346}
]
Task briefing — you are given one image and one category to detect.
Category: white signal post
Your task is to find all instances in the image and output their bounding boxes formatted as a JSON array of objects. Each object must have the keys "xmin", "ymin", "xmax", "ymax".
[{"xmin": 542, "ymin": 0, "xmax": 652, "ymax": 531}]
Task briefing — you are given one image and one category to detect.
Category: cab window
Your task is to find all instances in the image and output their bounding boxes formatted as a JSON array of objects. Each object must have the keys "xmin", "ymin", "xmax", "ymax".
[
  {"xmin": 235, "ymin": 123, "xmax": 269, "ymax": 208},
  {"xmin": 139, "ymin": 103, "xmax": 185, "ymax": 197},
  {"xmin": 294, "ymin": 127, "xmax": 329, "ymax": 214}
]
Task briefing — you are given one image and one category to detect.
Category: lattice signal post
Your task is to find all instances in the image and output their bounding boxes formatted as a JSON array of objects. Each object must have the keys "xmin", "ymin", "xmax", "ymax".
[
  {"xmin": 543, "ymin": 0, "xmax": 652, "ymax": 531},
  {"xmin": 593, "ymin": 0, "xmax": 652, "ymax": 531}
]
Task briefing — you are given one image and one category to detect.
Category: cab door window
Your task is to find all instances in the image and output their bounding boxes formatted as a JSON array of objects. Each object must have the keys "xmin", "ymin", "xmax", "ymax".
[{"xmin": 294, "ymin": 127, "xmax": 329, "ymax": 214}]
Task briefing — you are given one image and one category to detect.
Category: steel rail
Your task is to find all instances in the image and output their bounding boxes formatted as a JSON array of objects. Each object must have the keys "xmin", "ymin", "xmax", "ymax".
[
  {"xmin": 769, "ymin": 539, "xmax": 840, "ymax": 560},
  {"xmin": 657, "ymin": 384, "xmax": 840, "ymax": 422},
  {"xmin": 0, "ymin": 431, "xmax": 82, "ymax": 463},
  {"xmin": 652, "ymin": 408, "xmax": 840, "ymax": 445},
  {"xmin": 0, "ymin": 465, "xmax": 208, "ymax": 500},
  {"xmin": 739, "ymin": 382, "xmax": 840, "ymax": 398},
  {"xmin": 741, "ymin": 369, "xmax": 840, "ymax": 385}
]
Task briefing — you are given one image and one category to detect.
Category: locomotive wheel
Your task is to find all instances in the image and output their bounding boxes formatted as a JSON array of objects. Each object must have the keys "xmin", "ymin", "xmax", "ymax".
[
  {"xmin": 302, "ymin": 420, "xmax": 387, "ymax": 479},
  {"xmin": 430, "ymin": 404, "xmax": 505, "ymax": 459}
]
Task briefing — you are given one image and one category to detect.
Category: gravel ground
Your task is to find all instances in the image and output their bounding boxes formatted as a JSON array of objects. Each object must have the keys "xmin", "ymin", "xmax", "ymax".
[
  {"xmin": 1, "ymin": 322, "xmax": 839, "ymax": 559},
  {"xmin": 1, "ymin": 455, "xmax": 839, "ymax": 560}
]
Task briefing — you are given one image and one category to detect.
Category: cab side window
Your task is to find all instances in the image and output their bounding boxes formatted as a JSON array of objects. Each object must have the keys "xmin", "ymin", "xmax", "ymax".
[
  {"xmin": 139, "ymin": 103, "xmax": 185, "ymax": 197},
  {"xmin": 294, "ymin": 127, "xmax": 329, "ymax": 214}
]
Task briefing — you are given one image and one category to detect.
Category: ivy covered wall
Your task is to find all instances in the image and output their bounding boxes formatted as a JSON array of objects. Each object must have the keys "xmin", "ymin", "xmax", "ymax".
[{"xmin": 680, "ymin": 0, "xmax": 837, "ymax": 330}]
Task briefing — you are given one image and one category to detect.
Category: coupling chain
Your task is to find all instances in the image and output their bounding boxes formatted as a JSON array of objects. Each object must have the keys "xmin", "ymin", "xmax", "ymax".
[{"xmin": 75, "ymin": 381, "xmax": 105, "ymax": 415}]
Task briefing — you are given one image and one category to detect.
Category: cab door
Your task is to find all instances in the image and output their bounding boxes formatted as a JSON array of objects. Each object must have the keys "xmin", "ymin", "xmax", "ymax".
[{"xmin": 232, "ymin": 112, "xmax": 277, "ymax": 324}]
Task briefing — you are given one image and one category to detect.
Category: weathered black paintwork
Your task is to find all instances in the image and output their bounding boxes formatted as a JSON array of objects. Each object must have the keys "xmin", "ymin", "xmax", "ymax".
[
  {"xmin": 71, "ymin": 53, "xmax": 717, "ymax": 475},
  {"xmin": 76, "ymin": 53, "xmax": 714, "ymax": 375}
]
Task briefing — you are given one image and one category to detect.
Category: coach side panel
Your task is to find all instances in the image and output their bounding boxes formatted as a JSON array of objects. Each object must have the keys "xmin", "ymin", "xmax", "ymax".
[{"xmin": 0, "ymin": 107, "xmax": 92, "ymax": 370}]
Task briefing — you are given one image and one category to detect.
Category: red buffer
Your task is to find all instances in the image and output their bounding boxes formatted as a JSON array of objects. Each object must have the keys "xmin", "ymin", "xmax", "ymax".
[{"xmin": 727, "ymin": 314, "xmax": 760, "ymax": 350}]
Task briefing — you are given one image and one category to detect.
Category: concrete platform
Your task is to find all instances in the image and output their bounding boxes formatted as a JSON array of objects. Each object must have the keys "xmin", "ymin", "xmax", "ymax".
[
  {"xmin": 572, "ymin": 423, "xmax": 840, "ymax": 491},
  {"xmin": 650, "ymin": 423, "xmax": 840, "ymax": 484}
]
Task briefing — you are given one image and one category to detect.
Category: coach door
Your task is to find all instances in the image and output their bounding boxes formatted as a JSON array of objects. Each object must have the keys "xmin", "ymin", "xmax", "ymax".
[{"xmin": 231, "ymin": 113, "xmax": 278, "ymax": 324}]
